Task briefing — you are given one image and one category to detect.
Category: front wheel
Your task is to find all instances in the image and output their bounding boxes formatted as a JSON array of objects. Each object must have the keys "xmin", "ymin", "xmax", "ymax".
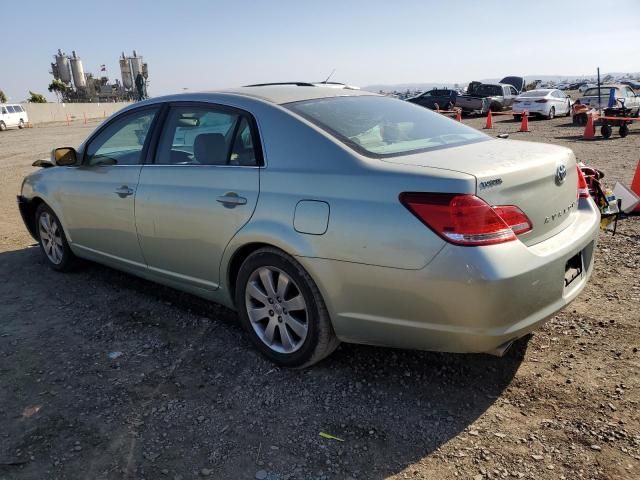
[
  {"xmin": 36, "ymin": 204, "xmax": 76, "ymax": 271},
  {"xmin": 0, "ymin": 121, "xmax": 6, "ymax": 131},
  {"xmin": 547, "ymin": 107, "xmax": 555, "ymax": 120},
  {"xmin": 236, "ymin": 247, "xmax": 339, "ymax": 368}
]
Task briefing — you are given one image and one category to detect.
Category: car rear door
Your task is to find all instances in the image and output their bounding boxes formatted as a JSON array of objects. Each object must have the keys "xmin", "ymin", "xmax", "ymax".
[
  {"xmin": 57, "ymin": 105, "xmax": 161, "ymax": 266},
  {"xmin": 134, "ymin": 102, "xmax": 261, "ymax": 290}
]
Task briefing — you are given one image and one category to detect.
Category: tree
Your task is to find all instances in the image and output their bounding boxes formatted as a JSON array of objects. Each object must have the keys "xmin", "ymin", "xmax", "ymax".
[
  {"xmin": 0, "ymin": 89, "xmax": 6, "ymax": 103},
  {"xmin": 28, "ymin": 91, "xmax": 47, "ymax": 103},
  {"xmin": 48, "ymin": 79, "xmax": 67, "ymax": 102}
]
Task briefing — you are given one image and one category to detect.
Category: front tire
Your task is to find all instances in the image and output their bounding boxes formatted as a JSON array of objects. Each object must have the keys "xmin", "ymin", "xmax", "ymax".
[
  {"xmin": 236, "ymin": 247, "xmax": 339, "ymax": 368},
  {"xmin": 35, "ymin": 204, "xmax": 76, "ymax": 271},
  {"xmin": 0, "ymin": 121, "xmax": 6, "ymax": 131}
]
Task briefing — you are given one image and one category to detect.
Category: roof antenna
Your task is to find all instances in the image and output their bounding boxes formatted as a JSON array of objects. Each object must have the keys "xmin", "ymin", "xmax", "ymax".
[{"xmin": 323, "ymin": 69, "xmax": 336, "ymax": 83}]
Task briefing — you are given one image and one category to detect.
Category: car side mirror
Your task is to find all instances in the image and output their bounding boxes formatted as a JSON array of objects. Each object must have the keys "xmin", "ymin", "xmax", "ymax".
[{"xmin": 52, "ymin": 147, "xmax": 78, "ymax": 166}]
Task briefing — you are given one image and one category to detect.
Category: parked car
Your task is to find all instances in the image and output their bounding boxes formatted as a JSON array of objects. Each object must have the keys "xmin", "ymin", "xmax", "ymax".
[
  {"xmin": 18, "ymin": 86, "xmax": 600, "ymax": 367},
  {"xmin": 456, "ymin": 82, "xmax": 519, "ymax": 113},
  {"xmin": 498, "ymin": 76, "xmax": 526, "ymax": 94},
  {"xmin": 579, "ymin": 85, "xmax": 640, "ymax": 113},
  {"xmin": 621, "ymin": 80, "xmax": 640, "ymax": 89},
  {"xmin": 406, "ymin": 88, "xmax": 459, "ymax": 110},
  {"xmin": 512, "ymin": 89, "xmax": 572, "ymax": 120},
  {"xmin": 578, "ymin": 83, "xmax": 596, "ymax": 93},
  {"xmin": 0, "ymin": 104, "xmax": 29, "ymax": 131}
]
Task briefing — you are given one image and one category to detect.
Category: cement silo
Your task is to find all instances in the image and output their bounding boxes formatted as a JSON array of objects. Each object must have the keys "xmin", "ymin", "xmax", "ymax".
[
  {"xmin": 119, "ymin": 52, "xmax": 133, "ymax": 90},
  {"xmin": 54, "ymin": 49, "xmax": 72, "ymax": 85},
  {"xmin": 129, "ymin": 50, "xmax": 144, "ymax": 81},
  {"xmin": 70, "ymin": 51, "xmax": 86, "ymax": 89}
]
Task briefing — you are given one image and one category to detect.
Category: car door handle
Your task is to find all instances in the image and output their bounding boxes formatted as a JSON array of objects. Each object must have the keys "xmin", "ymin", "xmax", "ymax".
[
  {"xmin": 216, "ymin": 192, "xmax": 247, "ymax": 207},
  {"xmin": 114, "ymin": 186, "xmax": 134, "ymax": 198}
]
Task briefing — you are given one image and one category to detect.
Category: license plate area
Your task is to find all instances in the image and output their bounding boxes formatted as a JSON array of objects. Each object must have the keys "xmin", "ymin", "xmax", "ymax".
[{"xmin": 564, "ymin": 251, "xmax": 583, "ymax": 288}]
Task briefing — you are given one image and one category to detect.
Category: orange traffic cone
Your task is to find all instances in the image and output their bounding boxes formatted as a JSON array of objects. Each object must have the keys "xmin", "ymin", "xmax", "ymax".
[
  {"xmin": 583, "ymin": 113, "xmax": 595, "ymax": 140},
  {"xmin": 455, "ymin": 109, "xmax": 462, "ymax": 122},
  {"xmin": 483, "ymin": 110, "xmax": 493, "ymax": 129},
  {"xmin": 519, "ymin": 111, "xmax": 530, "ymax": 132},
  {"xmin": 631, "ymin": 160, "xmax": 640, "ymax": 212}
]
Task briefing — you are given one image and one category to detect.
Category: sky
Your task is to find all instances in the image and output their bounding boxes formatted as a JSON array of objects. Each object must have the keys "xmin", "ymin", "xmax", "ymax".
[{"xmin": 2, "ymin": 0, "xmax": 639, "ymax": 102}]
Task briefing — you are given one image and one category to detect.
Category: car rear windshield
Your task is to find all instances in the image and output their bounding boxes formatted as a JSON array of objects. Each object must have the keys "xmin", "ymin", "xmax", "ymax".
[
  {"xmin": 285, "ymin": 95, "xmax": 488, "ymax": 157},
  {"xmin": 584, "ymin": 87, "xmax": 618, "ymax": 96},
  {"xmin": 474, "ymin": 85, "xmax": 503, "ymax": 96},
  {"xmin": 519, "ymin": 90, "xmax": 550, "ymax": 97}
]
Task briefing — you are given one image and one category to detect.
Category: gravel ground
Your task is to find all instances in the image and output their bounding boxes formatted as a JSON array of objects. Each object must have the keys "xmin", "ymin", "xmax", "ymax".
[{"xmin": 0, "ymin": 111, "xmax": 639, "ymax": 480}]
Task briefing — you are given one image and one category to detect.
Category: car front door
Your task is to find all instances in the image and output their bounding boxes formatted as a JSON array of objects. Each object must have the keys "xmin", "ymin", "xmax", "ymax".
[
  {"xmin": 134, "ymin": 103, "xmax": 261, "ymax": 290},
  {"xmin": 58, "ymin": 105, "xmax": 161, "ymax": 267}
]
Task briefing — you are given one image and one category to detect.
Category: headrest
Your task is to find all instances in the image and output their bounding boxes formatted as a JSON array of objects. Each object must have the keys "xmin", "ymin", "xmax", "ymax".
[{"xmin": 194, "ymin": 133, "xmax": 227, "ymax": 165}]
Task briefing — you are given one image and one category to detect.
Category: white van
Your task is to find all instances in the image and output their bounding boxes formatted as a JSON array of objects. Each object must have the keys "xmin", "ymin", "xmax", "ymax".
[{"xmin": 0, "ymin": 104, "xmax": 29, "ymax": 131}]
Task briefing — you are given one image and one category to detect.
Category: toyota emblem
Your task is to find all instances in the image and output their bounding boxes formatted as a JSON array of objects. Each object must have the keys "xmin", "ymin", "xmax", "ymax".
[{"xmin": 555, "ymin": 164, "xmax": 567, "ymax": 184}]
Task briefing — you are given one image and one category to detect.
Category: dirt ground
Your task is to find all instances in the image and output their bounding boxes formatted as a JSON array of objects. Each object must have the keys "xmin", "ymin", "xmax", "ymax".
[{"xmin": 1, "ymin": 109, "xmax": 639, "ymax": 480}]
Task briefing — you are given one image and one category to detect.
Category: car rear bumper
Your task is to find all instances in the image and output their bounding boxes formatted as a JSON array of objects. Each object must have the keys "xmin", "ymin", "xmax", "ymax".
[
  {"xmin": 512, "ymin": 104, "xmax": 550, "ymax": 115},
  {"xmin": 299, "ymin": 197, "xmax": 600, "ymax": 355}
]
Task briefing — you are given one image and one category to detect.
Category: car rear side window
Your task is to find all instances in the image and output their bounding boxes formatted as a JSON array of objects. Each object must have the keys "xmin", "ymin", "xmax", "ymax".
[
  {"xmin": 7, "ymin": 106, "xmax": 15, "ymax": 113},
  {"xmin": 84, "ymin": 107, "xmax": 159, "ymax": 166},
  {"xmin": 155, "ymin": 106, "xmax": 259, "ymax": 166},
  {"xmin": 286, "ymin": 95, "xmax": 488, "ymax": 158}
]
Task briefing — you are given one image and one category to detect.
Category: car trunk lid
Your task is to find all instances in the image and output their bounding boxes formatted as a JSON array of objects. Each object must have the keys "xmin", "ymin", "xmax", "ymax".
[{"xmin": 381, "ymin": 139, "xmax": 579, "ymax": 246}]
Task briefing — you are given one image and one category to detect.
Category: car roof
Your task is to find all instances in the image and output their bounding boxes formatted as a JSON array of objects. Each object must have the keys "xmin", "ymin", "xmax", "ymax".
[{"xmin": 218, "ymin": 85, "xmax": 377, "ymax": 105}]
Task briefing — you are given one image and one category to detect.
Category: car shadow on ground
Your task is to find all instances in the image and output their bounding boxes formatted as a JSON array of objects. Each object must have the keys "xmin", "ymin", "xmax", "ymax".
[{"xmin": 0, "ymin": 246, "xmax": 527, "ymax": 479}]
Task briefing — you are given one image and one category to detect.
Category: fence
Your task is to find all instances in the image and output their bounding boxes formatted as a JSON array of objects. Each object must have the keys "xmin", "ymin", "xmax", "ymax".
[{"xmin": 23, "ymin": 102, "xmax": 131, "ymax": 125}]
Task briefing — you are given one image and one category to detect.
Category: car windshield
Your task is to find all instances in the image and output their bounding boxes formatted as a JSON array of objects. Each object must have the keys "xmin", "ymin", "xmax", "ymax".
[
  {"xmin": 286, "ymin": 95, "xmax": 488, "ymax": 157},
  {"xmin": 519, "ymin": 90, "xmax": 551, "ymax": 98},
  {"xmin": 584, "ymin": 87, "xmax": 618, "ymax": 96}
]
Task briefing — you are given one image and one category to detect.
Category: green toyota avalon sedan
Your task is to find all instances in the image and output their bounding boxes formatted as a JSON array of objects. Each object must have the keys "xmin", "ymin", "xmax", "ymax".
[{"xmin": 18, "ymin": 85, "xmax": 600, "ymax": 367}]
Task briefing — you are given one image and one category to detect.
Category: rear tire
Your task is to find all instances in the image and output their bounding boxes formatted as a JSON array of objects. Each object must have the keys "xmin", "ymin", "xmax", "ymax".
[
  {"xmin": 513, "ymin": 114, "xmax": 522, "ymax": 121},
  {"xmin": 236, "ymin": 247, "xmax": 339, "ymax": 368},
  {"xmin": 35, "ymin": 203, "xmax": 76, "ymax": 272},
  {"xmin": 547, "ymin": 107, "xmax": 555, "ymax": 120},
  {"xmin": 619, "ymin": 124, "xmax": 629, "ymax": 138},
  {"xmin": 566, "ymin": 101, "xmax": 571, "ymax": 117},
  {"xmin": 18, "ymin": 119, "xmax": 25, "ymax": 129},
  {"xmin": 601, "ymin": 124, "xmax": 612, "ymax": 139}
]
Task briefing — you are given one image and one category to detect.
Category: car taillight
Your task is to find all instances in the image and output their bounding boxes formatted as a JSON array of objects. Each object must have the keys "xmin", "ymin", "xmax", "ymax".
[
  {"xmin": 399, "ymin": 193, "xmax": 532, "ymax": 246},
  {"xmin": 535, "ymin": 99, "xmax": 548, "ymax": 103},
  {"xmin": 576, "ymin": 166, "xmax": 590, "ymax": 199}
]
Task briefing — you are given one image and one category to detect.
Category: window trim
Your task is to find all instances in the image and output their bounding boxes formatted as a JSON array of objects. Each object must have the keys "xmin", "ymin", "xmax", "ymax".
[
  {"xmin": 81, "ymin": 104, "xmax": 163, "ymax": 167},
  {"xmin": 149, "ymin": 101, "xmax": 265, "ymax": 168}
]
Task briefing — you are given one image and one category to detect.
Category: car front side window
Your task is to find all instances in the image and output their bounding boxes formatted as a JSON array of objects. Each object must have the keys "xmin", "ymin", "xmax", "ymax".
[{"xmin": 84, "ymin": 108, "xmax": 159, "ymax": 166}]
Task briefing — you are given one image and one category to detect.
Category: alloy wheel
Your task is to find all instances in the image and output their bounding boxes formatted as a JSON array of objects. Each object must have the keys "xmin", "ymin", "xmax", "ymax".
[
  {"xmin": 245, "ymin": 266, "xmax": 309, "ymax": 354},
  {"xmin": 38, "ymin": 211, "xmax": 64, "ymax": 264}
]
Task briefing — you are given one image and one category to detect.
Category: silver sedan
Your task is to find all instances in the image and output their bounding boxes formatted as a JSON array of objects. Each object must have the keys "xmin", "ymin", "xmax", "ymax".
[{"xmin": 18, "ymin": 86, "xmax": 600, "ymax": 367}]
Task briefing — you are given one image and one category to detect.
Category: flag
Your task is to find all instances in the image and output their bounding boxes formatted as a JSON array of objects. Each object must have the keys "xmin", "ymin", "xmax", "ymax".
[{"xmin": 100, "ymin": 64, "xmax": 106, "ymax": 72}]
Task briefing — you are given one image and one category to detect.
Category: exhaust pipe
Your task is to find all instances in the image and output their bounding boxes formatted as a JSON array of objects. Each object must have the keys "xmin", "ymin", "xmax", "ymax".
[{"xmin": 486, "ymin": 339, "xmax": 516, "ymax": 357}]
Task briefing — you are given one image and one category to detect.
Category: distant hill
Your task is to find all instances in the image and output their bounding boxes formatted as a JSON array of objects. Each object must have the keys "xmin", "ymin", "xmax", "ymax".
[{"xmin": 363, "ymin": 72, "xmax": 640, "ymax": 93}]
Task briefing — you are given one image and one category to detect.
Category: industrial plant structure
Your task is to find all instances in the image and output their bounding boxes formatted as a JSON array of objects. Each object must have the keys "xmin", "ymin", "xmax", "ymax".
[{"xmin": 50, "ymin": 49, "xmax": 149, "ymax": 103}]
